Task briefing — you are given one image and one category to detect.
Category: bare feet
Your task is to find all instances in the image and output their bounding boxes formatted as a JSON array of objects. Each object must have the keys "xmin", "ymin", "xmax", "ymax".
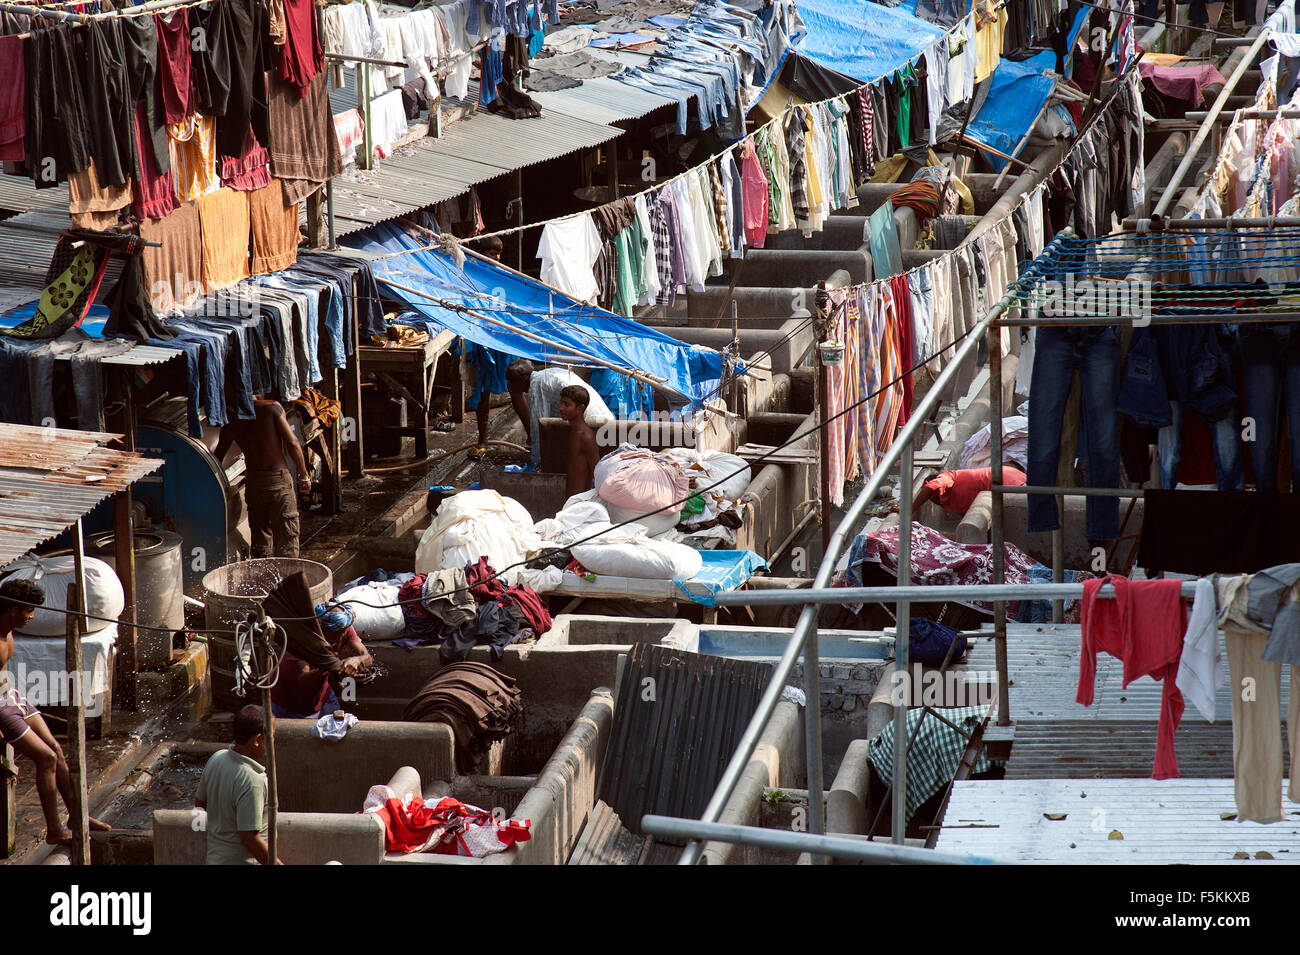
[{"xmin": 46, "ymin": 828, "xmax": 73, "ymax": 846}]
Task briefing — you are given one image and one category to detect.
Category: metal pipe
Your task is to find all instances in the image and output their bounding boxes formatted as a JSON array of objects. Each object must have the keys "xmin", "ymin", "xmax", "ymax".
[
  {"xmin": 992, "ymin": 484, "xmax": 1146, "ymax": 496},
  {"xmin": 675, "ymin": 282, "xmax": 1018, "ymax": 865},
  {"xmin": 892, "ymin": 440, "xmax": 913, "ymax": 846},
  {"xmin": 996, "ymin": 311, "xmax": 1300, "ymax": 327},
  {"xmin": 322, "ymin": 51, "xmax": 409, "ymax": 68},
  {"xmin": 1183, "ymin": 107, "xmax": 1300, "ymax": 121},
  {"xmin": 1121, "ymin": 215, "xmax": 1300, "ymax": 230},
  {"xmin": 1152, "ymin": 26, "xmax": 1272, "ymax": 217},
  {"xmin": 1051, "ymin": 522, "xmax": 1064, "ymax": 624},
  {"xmin": 644, "ymin": 814, "xmax": 1004, "ymax": 865},
  {"xmin": 988, "ymin": 320, "xmax": 1009, "ymax": 727},
  {"xmin": 715, "ymin": 581, "xmax": 1201, "ymax": 607}
]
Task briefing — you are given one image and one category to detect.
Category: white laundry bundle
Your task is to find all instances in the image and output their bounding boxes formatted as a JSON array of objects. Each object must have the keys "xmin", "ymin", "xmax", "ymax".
[
  {"xmin": 571, "ymin": 522, "xmax": 703, "ymax": 581},
  {"xmin": 415, "ymin": 490, "xmax": 540, "ymax": 583}
]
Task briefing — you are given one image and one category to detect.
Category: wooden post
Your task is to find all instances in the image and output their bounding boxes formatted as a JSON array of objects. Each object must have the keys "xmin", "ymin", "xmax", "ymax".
[
  {"xmin": 113, "ymin": 368, "xmax": 138, "ymax": 710},
  {"xmin": 1, "ymin": 743, "xmax": 15, "ymax": 858},
  {"xmin": 306, "ymin": 189, "xmax": 325, "ymax": 249},
  {"xmin": 66, "ymin": 522, "xmax": 90, "ymax": 865},
  {"xmin": 261, "ymin": 684, "xmax": 278, "ymax": 865}
]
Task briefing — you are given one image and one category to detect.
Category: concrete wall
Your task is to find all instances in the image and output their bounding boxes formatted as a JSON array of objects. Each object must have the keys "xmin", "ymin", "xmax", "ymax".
[
  {"xmin": 356, "ymin": 616, "xmax": 692, "ymax": 772},
  {"xmin": 152, "ymin": 809, "xmax": 387, "ymax": 865},
  {"xmin": 701, "ymin": 700, "xmax": 805, "ymax": 865},
  {"xmin": 273, "ymin": 720, "xmax": 455, "ymax": 813},
  {"xmin": 486, "ymin": 688, "xmax": 615, "ymax": 865}
]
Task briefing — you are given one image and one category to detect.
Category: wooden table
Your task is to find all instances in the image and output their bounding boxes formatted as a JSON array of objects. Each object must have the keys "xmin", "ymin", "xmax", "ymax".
[{"xmin": 359, "ymin": 330, "xmax": 460, "ymax": 457}]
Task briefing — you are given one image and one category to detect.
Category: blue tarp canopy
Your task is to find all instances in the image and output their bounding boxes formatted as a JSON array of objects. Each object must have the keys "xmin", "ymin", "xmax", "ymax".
[
  {"xmin": 966, "ymin": 58, "xmax": 1057, "ymax": 171},
  {"xmin": 344, "ymin": 222, "xmax": 723, "ymax": 405},
  {"xmin": 794, "ymin": 0, "xmax": 943, "ymax": 83}
]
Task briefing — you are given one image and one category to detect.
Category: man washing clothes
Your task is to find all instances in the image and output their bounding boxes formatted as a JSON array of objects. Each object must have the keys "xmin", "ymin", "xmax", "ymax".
[
  {"xmin": 0, "ymin": 579, "xmax": 111, "ymax": 846},
  {"xmin": 214, "ymin": 397, "xmax": 312, "ymax": 558},
  {"xmin": 268, "ymin": 603, "xmax": 372, "ymax": 720},
  {"xmin": 560, "ymin": 385, "xmax": 599, "ymax": 497},
  {"xmin": 475, "ymin": 358, "xmax": 535, "ymax": 451},
  {"xmin": 195, "ymin": 705, "xmax": 280, "ymax": 865}
]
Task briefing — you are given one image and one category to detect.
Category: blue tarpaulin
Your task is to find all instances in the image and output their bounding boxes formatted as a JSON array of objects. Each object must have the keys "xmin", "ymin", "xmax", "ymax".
[
  {"xmin": 344, "ymin": 222, "xmax": 723, "ymax": 406},
  {"xmin": 794, "ymin": 0, "xmax": 943, "ymax": 84},
  {"xmin": 675, "ymin": 549, "xmax": 768, "ymax": 606},
  {"xmin": 965, "ymin": 58, "xmax": 1056, "ymax": 171}
]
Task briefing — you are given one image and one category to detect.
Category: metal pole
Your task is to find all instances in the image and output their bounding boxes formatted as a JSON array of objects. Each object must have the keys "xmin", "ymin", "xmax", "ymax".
[
  {"xmin": 675, "ymin": 286, "xmax": 1021, "ymax": 864},
  {"xmin": 1152, "ymin": 26, "xmax": 1272, "ymax": 217},
  {"xmin": 113, "ymin": 370, "xmax": 139, "ymax": 710},
  {"xmin": 643, "ymin": 814, "xmax": 1004, "ymax": 865},
  {"xmin": 1051, "ymin": 520, "xmax": 1065, "ymax": 623},
  {"xmin": 892, "ymin": 439, "xmax": 913, "ymax": 845},
  {"xmin": 360, "ymin": 65, "xmax": 374, "ymax": 172},
  {"xmin": 262, "ymin": 684, "xmax": 278, "ymax": 865},
  {"xmin": 818, "ymin": 346, "xmax": 833, "ymax": 557},
  {"xmin": 988, "ymin": 325, "xmax": 1010, "ymax": 726},
  {"xmin": 711, "ymin": 580, "xmax": 1201, "ymax": 606}
]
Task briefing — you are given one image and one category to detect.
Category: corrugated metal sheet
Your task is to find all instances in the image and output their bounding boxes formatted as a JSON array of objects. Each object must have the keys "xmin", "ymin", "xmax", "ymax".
[
  {"xmin": 958, "ymin": 624, "xmax": 1289, "ymax": 723},
  {"xmin": 567, "ymin": 799, "xmax": 652, "ymax": 865},
  {"xmin": 530, "ymin": 77, "xmax": 677, "ymax": 125},
  {"xmin": 0, "ymin": 174, "xmax": 68, "ymax": 217},
  {"xmin": 329, "ymin": 93, "xmax": 624, "ymax": 235},
  {"xmin": 0, "ymin": 209, "xmax": 73, "ymax": 288},
  {"xmin": 0, "ymin": 423, "xmax": 163, "ymax": 566},
  {"xmin": 937, "ymin": 778, "xmax": 1300, "ymax": 864},
  {"xmin": 1003, "ymin": 720, "xmax": 1273, "ymax": 780},
  {"xmin": 598, "ymin": 642, "xmax": 772, "ymax": 842}
]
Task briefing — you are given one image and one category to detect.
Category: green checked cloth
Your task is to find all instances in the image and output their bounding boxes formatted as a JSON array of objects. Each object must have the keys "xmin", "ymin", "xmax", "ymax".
[{"xmin": 867, "ymin": 705, "xmax": 993, "ymax": 821}]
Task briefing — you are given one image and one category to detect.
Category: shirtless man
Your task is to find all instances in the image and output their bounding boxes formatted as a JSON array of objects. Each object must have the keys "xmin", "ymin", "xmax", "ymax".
[
  {"xmin": 559, "ymin": 385, "xmax": 599, "ymax": 497},
  {"xmin": 0, "ymin": 579, "xmax": 109, "ymax": 845},
  {"xmin": 214, "ymin": 397, "xmax": 311, "ymax": 558}
]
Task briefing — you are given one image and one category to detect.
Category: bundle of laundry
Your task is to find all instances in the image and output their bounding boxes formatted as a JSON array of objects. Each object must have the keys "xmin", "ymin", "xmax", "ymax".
[
  {"xmin": 414, "ymin": 489, "xmax": 541, "ymax": 584},
  {"xmin": 658, "ymin": 447, "xmax": 750, "ymax": 527},
  {"xmin": 364, "ymin": 787, "xmax": 531, "ymax": 856},
  {"xmin": 570, "ymin": 521, "xmax": 704, "ymax": 580},
  {"xmin": 959, "ymin": 415, "xmax": 1030, "ymax": 470},
  {"xmin": 4, "ymin": 554, "xmax": 124, "ymax": 636},
  {"xmin": 437, "ymin": 558, "xmax": 552, "ymax": 663},
  {"xmin": 593, "ymin": 444, "xmax": 690, "ymax": 536},
  {"xmin": 330, "ymin": 580, "xmax": 406, "ymax": 641},
  {"xmin": 402, "ymin": 662, "xmax": 523, "ymax": 772}
]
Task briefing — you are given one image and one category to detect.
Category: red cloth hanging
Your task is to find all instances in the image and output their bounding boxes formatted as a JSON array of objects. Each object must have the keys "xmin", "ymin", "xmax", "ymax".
[{"xmin": 1077, "ymin": 576, "xmax": 1187, "ymax": 779}]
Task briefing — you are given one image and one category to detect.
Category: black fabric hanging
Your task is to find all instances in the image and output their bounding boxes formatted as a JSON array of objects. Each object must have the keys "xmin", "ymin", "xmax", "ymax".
[
  {"xmin": 24, "ymin": 24, "xmax": 91, "ymax": 188},
  {"xmin": 104, "ymin": 258, "xmax": 174, "ymax": 343},
  {"xmin": 81, "ymin": 18, "xmax": 138, "ymax": 189},
  {"xmin": 120, "ymin": 14, "xmax": 170, "ymax": 176}
]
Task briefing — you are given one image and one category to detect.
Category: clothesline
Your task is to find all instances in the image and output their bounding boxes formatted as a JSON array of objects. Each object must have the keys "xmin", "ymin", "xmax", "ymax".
[{"xmin": 0, "ymin": 0, "xmax": 211, "ymax": 24}]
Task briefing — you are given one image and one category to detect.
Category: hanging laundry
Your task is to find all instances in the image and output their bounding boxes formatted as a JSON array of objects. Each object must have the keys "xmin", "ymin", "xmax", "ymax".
[
  {"xmin": 249, "ymin": 182, "xmax": 300, "ymax": 275},
  {"xmin": 537, "ymin": 213, "xmax": 603, "ymax": 304},
  {"xmin": 1077, "ymin": 576, "xmax": 1187, "ymax": 779},
  {"xmin": 168, "ymin": 114, "xmax": 221, "ymax": 202},
  {"xmin": 1217, "ymin": 573, "xmax": 1297, "ymax": 823},
  {"xmin": 198, "ymin": 187, "xmax": 252, "ymax": 292},
  {"xmin": 155, "ymin": 8, "xmax": 194, "ymax": 125},
  {"xmin": 0, "ymin": 35, "xmax": 23, "ymax": 162},
  {"xmin": 280, "ymin": 0, "xmax": 323, "ymax": 92}
]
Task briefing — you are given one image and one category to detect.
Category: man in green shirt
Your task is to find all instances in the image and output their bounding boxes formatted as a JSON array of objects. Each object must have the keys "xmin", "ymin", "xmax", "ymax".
[{"xmin": 195, "ymin": 705, "xmax": 280, "ymax": 865}]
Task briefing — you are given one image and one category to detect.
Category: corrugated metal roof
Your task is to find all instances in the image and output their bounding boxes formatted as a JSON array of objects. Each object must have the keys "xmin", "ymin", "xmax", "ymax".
[
  {"xmin": 958, "ymin": 624, "xmax": 1288, "ymax": 723},
  {"xmin": 0, "ymin": 423, "xmax": 163, "ymax": 566},
  {"xmin": 530, "ymin": 76, "xmax": 677, "ymax": 125},
  {"xmin": 937, "ymin": 778, "xmax": 1300, "ymax": 864},
  {"xmin": 0, "ymin": 174, "xmax": 68, "ymax": 217},
  {"xmin": 329, "ymin": 90, "xmax": 624, "ymax": 236},
  {"xmin": 1003, "ymin": 720, "xmax": 1263, "ymax": 780},
  {"xmin": 0, "ymin": 209, "xmax": 73, "ymax": 288}
]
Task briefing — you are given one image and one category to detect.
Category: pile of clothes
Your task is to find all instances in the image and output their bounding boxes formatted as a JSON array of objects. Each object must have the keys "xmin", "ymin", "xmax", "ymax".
[
  {"xmin": 395, "ymin": 558, "xmax": 552, "ymax": 661},
  {"xmin": 402, "ymin": 661, "xmax": 523, "ymax": 772},
  {"xmin": 364, "ymin": 787, "xmax": 531, "ymax": 857}
]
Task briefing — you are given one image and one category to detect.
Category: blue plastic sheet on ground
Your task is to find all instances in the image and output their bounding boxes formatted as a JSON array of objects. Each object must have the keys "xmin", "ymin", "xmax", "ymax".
[
  {"xmin": 965, "ymin": 57, "xmax": 1056, "ymax": 171},
  {"xmin": 344, "ymin": 222, "xmax": 723, "ymax": 407},
  {"xmin": 1, "ymin": 302, "xmax": 110, "ymax": 337},
  {"xmin": 795, "ymin": 0, "xmax": 943, "ymax": 83},
  {"xmin": 674, "ymin": 549, "xmax": 768, "ymax": 606}
]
